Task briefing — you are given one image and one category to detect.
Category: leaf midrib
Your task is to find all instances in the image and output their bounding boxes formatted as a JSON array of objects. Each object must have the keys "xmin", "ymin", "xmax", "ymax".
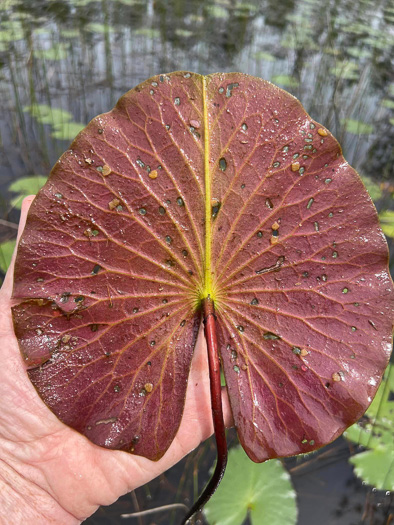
[{"xmin": 202, "ymin": 75, "xmax": 212, "ymax": 301}]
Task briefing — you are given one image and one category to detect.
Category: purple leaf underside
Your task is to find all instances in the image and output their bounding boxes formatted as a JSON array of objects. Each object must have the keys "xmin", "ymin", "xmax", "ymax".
[{"xmin": 12, "ymin": 72, "xmax": 394, "ymax": 462}]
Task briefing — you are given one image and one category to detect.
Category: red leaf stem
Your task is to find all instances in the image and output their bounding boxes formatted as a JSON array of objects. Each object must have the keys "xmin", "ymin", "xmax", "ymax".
[{"xmin": 182, "ymin": 295, "xmax": 228, "ymax": 524}]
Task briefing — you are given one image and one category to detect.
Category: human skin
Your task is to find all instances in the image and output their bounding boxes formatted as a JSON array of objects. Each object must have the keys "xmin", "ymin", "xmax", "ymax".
[{"xmin": 0, "ymin": 196, "xmax": 232, "ymax": 524}]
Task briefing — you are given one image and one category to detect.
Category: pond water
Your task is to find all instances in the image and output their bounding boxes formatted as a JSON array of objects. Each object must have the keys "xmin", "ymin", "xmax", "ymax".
[{"xmin": 0, "ymin": 0, "xmax": 393, "ymax": 523}]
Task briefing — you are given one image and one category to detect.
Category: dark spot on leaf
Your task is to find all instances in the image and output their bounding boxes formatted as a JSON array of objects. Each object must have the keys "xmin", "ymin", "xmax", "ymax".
[
  {"xmin": 114, "ymin": 385, "xmax": 120, "ymax": 392},
  {"xmin": 180, "ymin": 320, "xmax": 186, "ymax": 327},
  {"xmin": 139, "ymin": 208, "xmax": 147, "ymax": 215},
  {"xmin": 90, "ymin": 324, "xmax": 98, "ymax": 332},
  {"xmin": 150, "ymin": 340, "xmax": 156, "ymax": 346},
  {"xmin": 226, "ymin": 82, "xmax": 239, "ymax": 97},
  {"xmin": 74, "ymin": 295, "xmax": 85, "ymax": 303},
  {"xmin": 212, "ymin": 201, "xmax": 221, "ymax": 219},
  {"xmin": 237, "ymin": 325, "xmax": 244, "ymax": 333},
  {"xmin": 182, "ymin": 249, "xmax": 188, "ymax": 257},
  {"xmin": 265, "ymin": 198, "xmax": 273, "ymax": 209},
  {"xmin": 158, "ymin": 206, "xmax": 166, "ymax": 215},
  {"xmin": 165, "ymin": 235, "xmax": 172, "ymax": 245},
  {"xmin": 176, "ymin": 197, "xmax": 184, "ymax": 206},
  {"xmin": 219, "ymin": 158, "xmax": 227, "ymax": 171},
  {"xmin": 257, "ymin": 231, "xmax": 263, "ymax": 238},
  {"xmin": 251, "ymin": 298, "xmax": 259, "ymax": 305},
  {"xmin": 60, "ymin": 292, "xmax": 71, "ymax": 303},
  {"xmin": 263, "ymin": 332, "xmax": 281, "ymax": 340},
  {"xmin": 133, "ymin": 307, "xmax": 139, "ymax": 313},
  {"xmin": 91, "ymin": 264, "xmax": 101, "ymax": 275}
]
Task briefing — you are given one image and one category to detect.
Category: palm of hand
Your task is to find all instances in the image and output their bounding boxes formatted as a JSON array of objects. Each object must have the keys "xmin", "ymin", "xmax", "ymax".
[{"xmin": 0, "ymin": 197, "xmax": 231, "ymax": 523}]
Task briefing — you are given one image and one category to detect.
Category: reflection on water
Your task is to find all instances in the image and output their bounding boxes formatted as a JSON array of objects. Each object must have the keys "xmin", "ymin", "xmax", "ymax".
[{"xmin": 0, "ymin": 0, "xmax": 393, "ymax": 523}]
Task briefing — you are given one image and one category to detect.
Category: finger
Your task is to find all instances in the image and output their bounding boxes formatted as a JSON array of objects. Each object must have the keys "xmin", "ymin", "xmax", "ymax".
[{"xmin": 0, "ymin": 195, "xmax": 35, "ymax": 297}]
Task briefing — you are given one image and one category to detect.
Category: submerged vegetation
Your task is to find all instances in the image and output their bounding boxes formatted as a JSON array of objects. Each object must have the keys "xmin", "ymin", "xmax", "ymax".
[{"xmin": 0, "ymin": 0, "xmax": 393, "ymax": 524}]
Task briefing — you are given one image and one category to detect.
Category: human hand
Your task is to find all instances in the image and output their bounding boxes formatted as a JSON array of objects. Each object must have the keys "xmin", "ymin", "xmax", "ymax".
[{"xmin": 0, "ymin": 196, "xmax": 232, "ymax": 524}]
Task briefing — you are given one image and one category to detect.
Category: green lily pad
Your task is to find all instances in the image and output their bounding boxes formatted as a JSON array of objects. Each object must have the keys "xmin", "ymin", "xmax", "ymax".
[
  {"xmin": 0, "ymin": 239, "xmax": 16, "ymax": 273},
  {"xmin": 23, "ymin": 104, "xmax": 73, "ymax": 126},
  {"xmin": 204, "ymin": 447, "xmax": 297, "ymax": 525},
  {"xmin": 175, "ymin": 28, "xmax": 193, "ymax": 38},
  {"xmin": 23, "ymin": 104, "xmax": 85, "ymax": 141},
  {"xmin": 349, "ymin": 448, "xmax": 394, "ymax": 491},
  {"xmin": 345, "ymin": 364, "xmax": 394, "ymax": 490},
  {"xmin": 85, "ymin": 23, "xmax": 114, "ymax": 34},
  {"xmin": 360, "ymin": 175, "xmax": 383, "ymax": 201},
  {"xmin": 271, "ymin": 75, "xmax": 299, "ymax": 88},
  {"xmin": 378, "ymin": 210, "xmax": 394, "ymax": 238},
  {"xmin": 35, "ymin": 43, "xmax": 69, "ymax": 61},
  {"xmin": 52, "ymin": 121, "xmax": 85, "ymax": 140},
  {"xmin": 8, "ymin": 176, "xmax": 47, "ymax": 209},
  {"xmin": 330, "ymin": 60, "xmax": 359, "ymax": 81},
  {"xmin": 206, "ymin": 5, "xmax": 229, "ymax": 19},
  {"xmin": 253, "ymin": 51, "xmax": 275, "ymax": 62},
  {"xmin": 133, "ymin": 27, "xmax": 160, "ymax": 38},
  {"xmin": 347, "ymin": 47, "xmax": 372, "ymax": 59},
  {"xmin": 60, "ymin": 29, "xmax": 80, "ymax": 39},
  {"xmin": 340, "ymin": 118, "xmax": 374, "ymax": 134},
  {"xmin": 382, "ymin": 99, "xmax": 394, "ymax": 109}
]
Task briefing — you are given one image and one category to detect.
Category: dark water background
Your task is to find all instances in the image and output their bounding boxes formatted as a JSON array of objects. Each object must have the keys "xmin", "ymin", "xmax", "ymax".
[{"xmin": 0, "ymin": 0, "xmax": 393, "ymax": 523}]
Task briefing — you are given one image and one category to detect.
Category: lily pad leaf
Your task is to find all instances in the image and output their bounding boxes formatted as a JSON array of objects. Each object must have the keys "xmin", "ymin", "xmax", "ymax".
[
  {"xmin": 204, "ymin": 447, "xmax": 297, "ymax": 525},
  {"xmin": 0, "ymin": 239, "xmax": 16, "ymax": 273},
  {"xmin": 378, "ymin": 210, "xmax": 394, "ymax": 238},
  {"xmin": 340, "ymin": 118, "xmax": 374, "ymax": 134},
  {"xmin": 12, "ymin": 72, "xmax": 394, "ymax": 463},
  {"xmin": 9, "ymin": 176, "xmax": 47, "ymax": 209},
  {"xmin": 349, "ymin": 448, "xmax": 394, "ymax": 491}
]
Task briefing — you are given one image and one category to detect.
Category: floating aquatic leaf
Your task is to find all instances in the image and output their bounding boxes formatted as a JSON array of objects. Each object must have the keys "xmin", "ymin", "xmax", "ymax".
[
  {"xmin": 0, "ymin": 239, "xmax": 16, "ymax": 274},
  {"xmin": 253, "ymin": 51, "xmax": 275, "ymax": 62},
  {"xmin": 175, "ymin": 29, "xmax": 194, "ymax": 38},
  {"xmin": 330, "ymin": 61, "xmax": 359, "ymax": 81},
  {"xmin": 382, "ymin": 99, "xmax": 394, "ymax": 109},
  {"xmin": 271, "ymin": 74, "xmax": 299, "ymax": 88},
  {"xmin": 378, "ymin": 210, "xmax": 394, "ymax": 238},
  {"xmin": 8, "ymin": 176, "xmax": 47, "ymax": 209},
  {"xmin": 12, "ymin": 73, "xmax": 393, "ymax": 470},
  {"xmin": 85, "ymin": 23, "xmax": 114, "ymax": 34},
  {"xmin": 51, "ymin": 121, "xmax": 85, "ymax": 141},
  {"xmin": 204, "ymin": 447, "xmax": 297, "ymax": 525},
  {"xmin": 133, "ymin": 27, "xmax": 160, "ymax": 38},
  {"xmin": 347, "ymin": 47, "xmax": 372, "ymax": 59},
  {"xmin": 360, "ymin": 175, "xmax": 383, "ymax": 202},
  {"xmin": 35, "ymin": 43, "xmax": 69, "ymax": 61},
  {"xmin": 345, "ymin": 365, "xmax": 394, "ymax": 490},
  {"xmin": 349, "ymin": 448, "xmax": 394, "ymax": 491},
  {"xmin": 23, "ymin": 104, "xmax": 85, "ymax": 141},
  {"xmin": 341, "ymin": 118, "xmax": 374, "ymax": 135},
  {"xmin": 23, "ymin": 104, "xmax": 73, "ymax": 126}
]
